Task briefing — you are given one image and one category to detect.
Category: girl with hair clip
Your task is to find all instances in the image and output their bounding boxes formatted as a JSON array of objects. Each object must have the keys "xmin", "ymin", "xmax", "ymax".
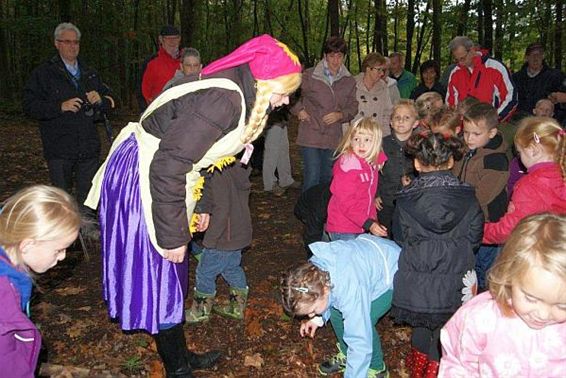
[
  {"xmin": 280, "ymin": 234, "xmax": 401, "ymax": 378},
  {"xmin": 483, "ymin": 117, "xmax": 566, "ymax": 245},
  {"xmin": 0, "ymin": 185, "xmax": 80, "ymax": 377},
  {"xmin": 84, "ymin": 35, "xmax": 302, "ymax": 376},
  {"xmin": 415, "ymin": 92, "xmax": 445, "ymax": 132},
  {"xmin": 391, "ymin": 131, "xmax": 484, "ymax": 378},
  {"xmin": 440, "ymin": 213, "xmax": 566, "ymax": 377},
  {"xmin": 326, "ymin": 117, "xmax": 388, "ymax": 241}
]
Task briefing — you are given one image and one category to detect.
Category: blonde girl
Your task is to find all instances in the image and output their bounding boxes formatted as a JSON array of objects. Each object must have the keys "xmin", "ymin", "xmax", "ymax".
[
  {"xmin": 83, "ymin": 34, "xmax": 302, "ymax": 375},
  {"xmin": 440, "ymin": 213, "xmax": 566, "ymax": 377},
  {"xmin": 281, "ymin": 234, "xmax": 401, "ymax": 377},
  {"xmin": 483, "ymin": 117, "xmax": 566, "ymax": 244},
  {"xmin": 0, "ymin": 185, "xmax": 80, "ymax": 376},
  {"xmin": 326, "ymin": 117, "xmax": 388, "ymax": 241},
  {"xmin": 415, "ymin": 91, "xmax": 445, "ymax": 130}
]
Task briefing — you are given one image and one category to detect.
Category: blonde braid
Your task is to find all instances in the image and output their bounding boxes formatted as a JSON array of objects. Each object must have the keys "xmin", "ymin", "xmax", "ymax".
[{"xmin": 241, "ymin": 81, "xmax": 271, "ymax": 144}]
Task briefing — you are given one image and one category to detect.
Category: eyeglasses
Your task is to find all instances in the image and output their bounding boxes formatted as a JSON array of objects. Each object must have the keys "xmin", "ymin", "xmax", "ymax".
[
  {"xmin": 370, "ymin": 67, "xmax": 386, "ymax": 73},
  {"xmin": 57, "ymin": 39, "xmax": 80, "ymax": 46}
]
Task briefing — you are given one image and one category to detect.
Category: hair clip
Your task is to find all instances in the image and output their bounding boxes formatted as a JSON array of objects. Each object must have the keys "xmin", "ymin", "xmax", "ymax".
[
  {"xmin": 533, "ymin": 132, "xmax": 541, "ymax": 144},
  {"xmin": 292, "ymin": 286, "xmax": 309, "ymax": 293},
  {"xmin": 558, "ymin": 129, "xmax": 566, "ymax": 137}
]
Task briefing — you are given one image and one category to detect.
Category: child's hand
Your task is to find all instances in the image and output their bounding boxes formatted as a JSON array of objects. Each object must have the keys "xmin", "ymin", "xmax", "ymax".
[
  {"xmin": 401, "ymin": 175, "xmax": 412, "ymax": 186},
  {"xmin": 322, "ymin": 111, "xmax": 343, "ymax": 125},
  {"xmin": 369, "ymin": 222, "xmax": 388, "ymax": 237},
  {"xmin": 297, "ymin": 109, "xmax": 311, "ymax": 122},
  {"xmin": 195, "ymin": 213, "xmax": 210, "ymax": 232},
  {"xmin": 300, "ymin": 318, "xmax": 321, "ymax": 338},
  {"xmin": 374, "ymin": 196, "xmax": 383, "ymax": 210},
  {"xmin": 163, "ymin": 245, "xmax": 187, "ymax": 263}
]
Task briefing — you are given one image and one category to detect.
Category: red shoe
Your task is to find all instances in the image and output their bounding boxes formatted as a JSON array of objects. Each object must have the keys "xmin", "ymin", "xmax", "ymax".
[
  {"xmin": 424, "ymin": 360, "xmax": 440, "ymax": 378},
  {"xmin": 410, "ymin": 348, "xmax": 429, "ymax": 378}
]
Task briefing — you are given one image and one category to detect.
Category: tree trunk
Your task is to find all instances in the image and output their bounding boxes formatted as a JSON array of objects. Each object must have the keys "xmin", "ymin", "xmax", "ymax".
[
  {"xmin": 482, "ymin": 0, "xmax": 493, "ymax": 51},
  {"xmin": 432, "ymin": 0, "xmax": 442, "ymax": 63},
  {"xmin": 456, "ymin": 0, "xmax": 471, "ymax": 36},
  {"xmin": 59, "ymin": 0, "xmax": 71, "ymax": 21},
  {"xmin": 328, "ymin": 0, "xmax": 340, "ymax": 36},
  {"xmin": 381, "ymin": 0, "xmax": 388, "ymax": 56},
  {"xmin": 412, "ymin": 0, "xmax": 431, "ymax": 73},
  {"xmin": 494, "ymin": 0, "xmax": 504, "ymax": 60},
  {"xmin": 264, "ymin": 0, "xmax": 274, "ymax": 35},
  {"xmin": 556, "ymin": 0, "xmax": 563, "ymax": 69},
  {"xmin": 373, "ymin": 0, "xmax": 384, "ymax": 53},
  {"xmin": 405, "ymin": 0, "xmax": 415, "ymax": 69},
  {"xmin": 393, "ymin": 0, "xmax": 399, "ymax": 52},
  {"xmin": 297, "ymin": 0, "xmax": 312, "ymax": 66},
  {"xmin": 0, "ymin": 0, "xmax": 8, "ymax": 99},
  {"xmin": 355, "ymin": 1, "xmax": 362, "ymax": 70},
  {"xmin": 181, "ymin": 0, "xmax": 196, "ymax": 47},
  {"xmin": 477, "ymin": 1, "xmax": 484, "ymax": 47},
  {"xmin": 366, "ymin": 0, "xmax": 372, "ymax": 52}
]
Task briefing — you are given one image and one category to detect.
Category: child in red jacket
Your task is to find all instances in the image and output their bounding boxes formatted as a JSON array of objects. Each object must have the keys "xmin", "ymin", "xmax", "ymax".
[
  {"xmin": 326, "ymin": 117, "xmax": 388, "ymax": 241},
  {"xmin": 484, "ymin": 116, "xmax": 566, "ymax": 244}
]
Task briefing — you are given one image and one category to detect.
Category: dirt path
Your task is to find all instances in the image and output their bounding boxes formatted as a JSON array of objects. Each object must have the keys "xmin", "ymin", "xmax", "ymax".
[{"xmin": 0, "ymin": 115, "xmax": 410, "ymax": 377}]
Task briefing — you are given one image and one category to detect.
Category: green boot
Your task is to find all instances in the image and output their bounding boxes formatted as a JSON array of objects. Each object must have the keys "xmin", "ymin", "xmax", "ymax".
[
  {"xmin": 213, "ymin": 287, "xmax": 248, "ymax": 320},
  {"xmin": 185, "ymin": 290, "xmax": 215, "ymax": 324}
]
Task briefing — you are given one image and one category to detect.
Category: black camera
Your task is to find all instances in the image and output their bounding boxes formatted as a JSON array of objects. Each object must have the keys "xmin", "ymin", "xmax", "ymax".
[{"xmin": 81, "ymin": 98, "xmax": 96, "ymax": 117}]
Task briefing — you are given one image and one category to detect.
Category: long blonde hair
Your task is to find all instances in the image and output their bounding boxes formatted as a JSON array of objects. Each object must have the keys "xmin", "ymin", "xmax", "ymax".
[
  {"xmin": 335, "ymin": 117, "xmax": 383, "ymax": 165},
  {"xmin": 0, "ymin": 185, "xmax": 81, "ymax": 268},
  {"xmin": 488, "ymin": 213, "xmax": 566, "ymax": 316},
  {"xmin": 514, "ymin": 116, "xmax": 566, "ymax": 180},
  {"xmin": 242, "ymin": 72, "xmax": 301, "ymax": 143}
]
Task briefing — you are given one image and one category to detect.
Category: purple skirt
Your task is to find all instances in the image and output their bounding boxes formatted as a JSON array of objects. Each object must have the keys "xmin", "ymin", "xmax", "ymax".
[{"xmin": 99, "ymin": 133, "xmax": 188, "ymax": 334}]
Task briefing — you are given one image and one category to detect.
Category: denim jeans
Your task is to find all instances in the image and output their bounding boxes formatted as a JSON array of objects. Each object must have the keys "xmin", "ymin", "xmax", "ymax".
[
  {"xmin": 301, "ymin": 147, "xmax": 334, "ymax": 192},
  {"xmin": 328, "ymin": 232, "xmax": 358, "ymax": 241},
  {"xmin": 195, "ymin": 248, "xmax": 247, "ymax": 294},
  {"xmin": 475, "ymin": 244, "xmax": 501, "ymax": 290}
]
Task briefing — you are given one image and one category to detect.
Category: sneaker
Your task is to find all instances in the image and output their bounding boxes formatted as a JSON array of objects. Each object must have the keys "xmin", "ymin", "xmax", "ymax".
[
  {"xmin": 367, "ymin": 366, "xmax": 389, "ymax": 378},
  {"xmin": 318, "ymin": 350, "xmax": 346, "ymax": 376}
]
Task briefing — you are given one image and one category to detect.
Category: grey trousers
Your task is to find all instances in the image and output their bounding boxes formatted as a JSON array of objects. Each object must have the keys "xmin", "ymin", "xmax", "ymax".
[{"xmin": 262, "ymin": 123, "xmax": 295, "ymax": 191}]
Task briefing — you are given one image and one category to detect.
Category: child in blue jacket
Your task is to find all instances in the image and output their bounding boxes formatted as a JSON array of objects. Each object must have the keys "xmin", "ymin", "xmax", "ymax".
[{"xmin": 281, "ymin": 235, "xmax": 400, "ymax": 378}]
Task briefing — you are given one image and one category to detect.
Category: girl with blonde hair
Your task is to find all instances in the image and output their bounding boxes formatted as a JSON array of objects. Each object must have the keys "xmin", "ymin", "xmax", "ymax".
[
  {"xmin": 440, "ymin": 213, "xmax": 566, "ymax": 377},
  {"xmin": 0, "ymin": 185, "xmax": 80, "ymax": 376},
  {"xmin": 483, "ymin": 116, "xmax": 566, "ymax": 244},
  {"xmin": 84, "ymin": 34, "xmax": 302, "ymax": 375},
  {"xmin": 326, "ymin": 117, "xmax": 388, "ymax": 240}
]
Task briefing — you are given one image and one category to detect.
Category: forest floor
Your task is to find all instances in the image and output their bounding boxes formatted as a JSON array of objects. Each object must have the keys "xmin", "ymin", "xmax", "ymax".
[{"xmin": 0, "ymin": 113, "xmax": 411, "ymax": 377}]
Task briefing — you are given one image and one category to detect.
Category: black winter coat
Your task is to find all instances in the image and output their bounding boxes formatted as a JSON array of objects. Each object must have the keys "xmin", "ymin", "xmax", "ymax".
[
  {"xmin": 512, "ymin": 63, "xmax": 563, "ymax": 116},
  {"xmin": 23, "ymin": 55, "xmax": 113, "ymax": 160},
  {"xmin": 391, "ymin": 171, "xmax": 484, "ymax": 329}
]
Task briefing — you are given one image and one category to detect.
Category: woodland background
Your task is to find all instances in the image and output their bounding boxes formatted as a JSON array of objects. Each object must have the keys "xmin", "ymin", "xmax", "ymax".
[{"xmin": 0, "ymin": 0, "xmax": 563, "ymax": 112}]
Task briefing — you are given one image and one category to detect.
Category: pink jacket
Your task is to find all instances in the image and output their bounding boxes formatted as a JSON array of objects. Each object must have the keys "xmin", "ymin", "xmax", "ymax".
[
  {"xmin": 483, "ymin": 162, "xmax": 566, "ymax": 244},
  {"xmin": 326, "ymin": 152, "xmax": 387, "ymax": 233},
  {"xmin": 440, "ymin": 292, "xmax": 566, "ymax": 378}
]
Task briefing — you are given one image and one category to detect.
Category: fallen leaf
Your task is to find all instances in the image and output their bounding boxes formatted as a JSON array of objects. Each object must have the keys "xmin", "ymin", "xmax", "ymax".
[
  {"xmin": 54, "ymin": 286, "xmax": 87, "ymax": 296},
  {"xmin": 243, "ymin": 353, "xmax": 264, "ymax": 368},
  {"xmin": 245, "ymin": 318, "xmax": 264, "ymax": 338}
]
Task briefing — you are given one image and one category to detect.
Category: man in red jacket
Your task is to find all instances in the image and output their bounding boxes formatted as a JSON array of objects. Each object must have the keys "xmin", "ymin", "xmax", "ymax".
[
  {"xmin": 446, "ymin": 36, "xmax": 517, "ymax": 122},
  {"xmin": 141, "ymin": 25, "xmax": 182, "ymax": 105}
]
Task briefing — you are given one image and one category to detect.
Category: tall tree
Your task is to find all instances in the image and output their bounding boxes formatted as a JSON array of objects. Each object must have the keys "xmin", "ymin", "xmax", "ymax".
[
  {"xmin": 494, "ymin": 0, "xmax": 504, "ymax": 60},
  {"xmin": 432, "ymin": 0, "xmax": 442, "ymax": 63},
  {"xmin": 328, "ymin": 0, "xmax": 340, "ymax": 36},
  {"xmin": 456, "ymin": 0, "xmax": 471, "ymax": 36},
  {"xmin": 181, "ymin": 0, "xmax": 196, "ymax": 47},
  {"xmin": 297, "ymin": 0, "xmax": 312, "ymax": 66},
  {"xmin": 555, "ymin": 0, "xmax": 563, "ymax": 69},
  {"xmin": 477, "ymin": 0, "xmax": 484, "ymax": 46},
  {"xmin": 0, "ymin": 0, "xmax": 8, "ymax": 99},
  {"xmin": 373, "ymin": 0, "xmax": 385, "ymax": 53},
  {"xmin": 405, "ymin": 0, "xmax": 415, "ymax": 69},
  {"xmin": 412, "ymin": 0, "xmax": 431, "ymax": 73},
  {"xmin": 482, "ymin": 0, "xmax": 493, "ymax": 51}
]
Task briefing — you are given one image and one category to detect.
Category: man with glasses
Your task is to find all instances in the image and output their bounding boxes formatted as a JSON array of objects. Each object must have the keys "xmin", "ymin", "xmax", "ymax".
[
  {"xmin": 141, "ymin": 25, "xmax": 182, "ymax": 105},
  {"xmin": 446, "ymin": 36, "xmax": 516, "ymax": 122},
  {"xmin": 23, "ymin": 22, "xmax": 114, "ymax": 239}
]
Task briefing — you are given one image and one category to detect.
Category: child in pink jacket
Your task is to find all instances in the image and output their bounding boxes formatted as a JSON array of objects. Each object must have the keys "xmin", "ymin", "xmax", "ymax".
[
  {"xmin": 483, "ymin": 116, "xmax": 566, "ymax": 244},
  {"xmin": 440, "ymin": 213, "xmax": 566, "ymax": 377},
  {"xmin": 326, "ymin": 117, "xmax": 388, "ymax": 241}
]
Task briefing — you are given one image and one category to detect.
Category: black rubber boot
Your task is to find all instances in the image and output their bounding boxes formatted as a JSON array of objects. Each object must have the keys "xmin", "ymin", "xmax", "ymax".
[
  {"xmin": 154, "ymin": 324, "xmax": 193, "ymax": 378},
  {"xmin": 187, "ymin": 350, "xmax": 222, "ymax": 370}
]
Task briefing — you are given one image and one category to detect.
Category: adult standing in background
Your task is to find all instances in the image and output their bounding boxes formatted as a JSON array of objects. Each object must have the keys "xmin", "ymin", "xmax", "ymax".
[
  {"xmin": 446, "ymin": 36, "xmax": 517, "ymax": 121},
  {"xmin": 292, "ymin": 36, "xmax": 358, "ymax": 192},
  {"xmin": 141, "ymin": 25, "xmax": 182, "ymax": 105},
  {"xmin": 388, "ymin": 52, "xmax": 417, "ymax": 99},
  {"xmin": 162, "ymin": 47, "xmax": 203, "ymax": 90},
  {"xmin": 354, "ymin": 53, "xmax": 397, "ymax": 136},
  {"xmin": 410, "ymin": 60, "xmax": 446, "ymax": 100},
  {"xmin": 512, "ymin": 42, "xmax": 564, "ymax": 121},
  {"xmin": 23, "ymin": 22, "xmax": 115, "ymax": 237}
]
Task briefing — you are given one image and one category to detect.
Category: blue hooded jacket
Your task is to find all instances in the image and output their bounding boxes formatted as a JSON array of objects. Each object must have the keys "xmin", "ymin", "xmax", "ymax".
[{"xmin": 309, "ymin": 234, "xmax": 400, "ymax": 378}]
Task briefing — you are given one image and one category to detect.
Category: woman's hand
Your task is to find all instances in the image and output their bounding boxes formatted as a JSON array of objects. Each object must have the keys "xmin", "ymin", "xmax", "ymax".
[
  {"xmin": 374, "ymin": 196, "xmax": 383, "ymax": 210},
  {"xmin": 369, "ymin": 222, "xmax": 388, "ymax": 237},
  {"xmin": 300, "ymin": 319, "xmax": 320, "ymax": 338},
  {"xmin": 195, "ymin": 213, "xmax": 210, "ymax": 232},
  {"xmin": 163, "ymin": 245, "xmax": 187, "ymax": 263},
  {"xmin": 322, "ymin": 111, "xmax": 343, "ymax": 125},
  {"xmin": 297, "ymin": 109, "xmax": 311, "ymax": 122}
]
